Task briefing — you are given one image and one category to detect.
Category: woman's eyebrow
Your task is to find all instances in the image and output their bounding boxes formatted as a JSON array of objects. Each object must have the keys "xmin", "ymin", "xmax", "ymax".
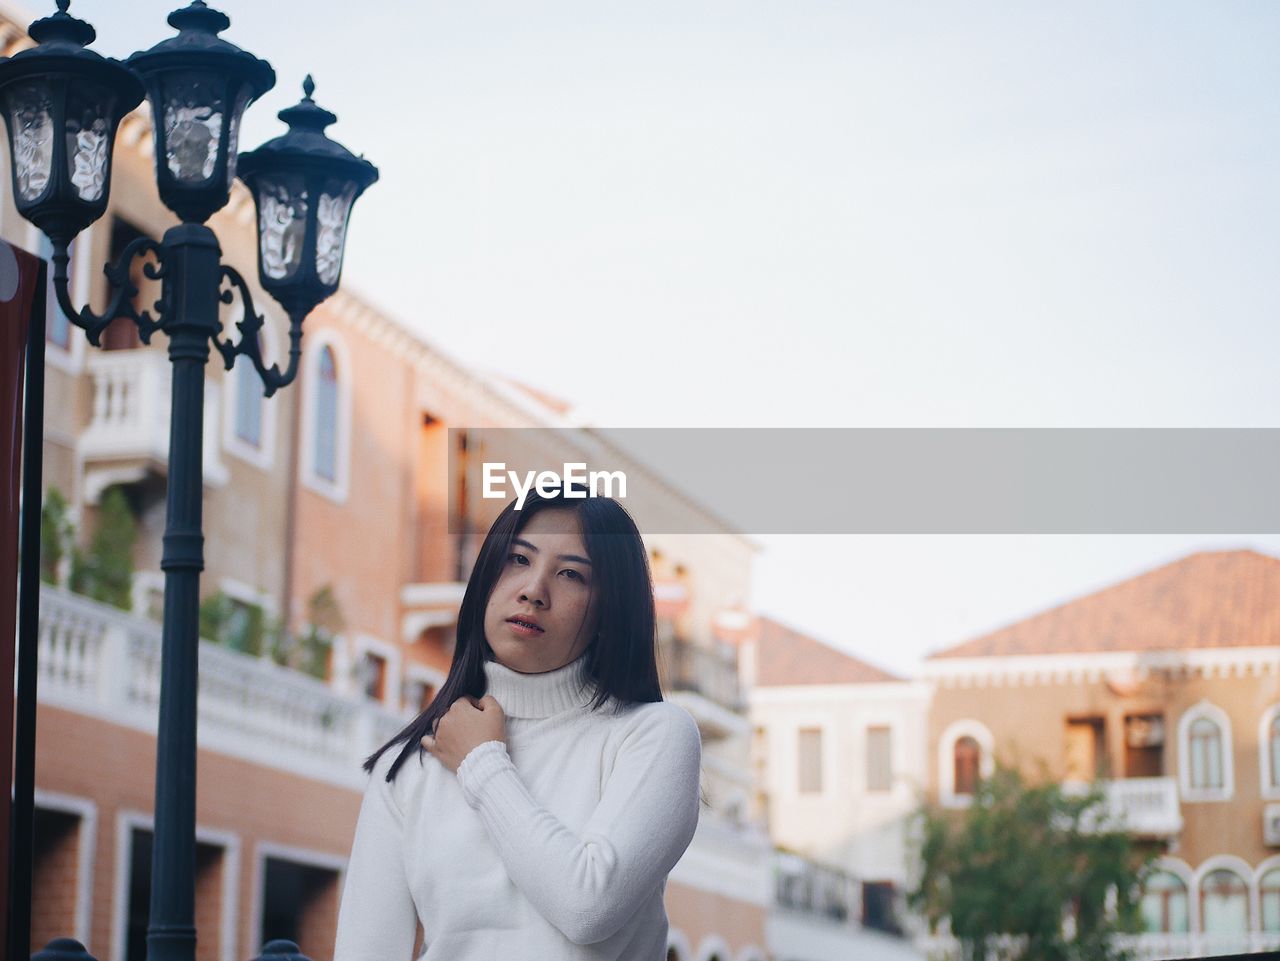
[{"xmin": 512, "ymin": 538, "xmax": 592, "ymax": 565}]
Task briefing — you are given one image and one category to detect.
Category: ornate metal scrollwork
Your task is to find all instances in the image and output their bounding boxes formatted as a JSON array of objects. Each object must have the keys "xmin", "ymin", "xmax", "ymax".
[
  {"xmin": 50, "ymin": 236, "xmax": 167, "ymax": 347},
  {"xmin": 213, "ymin": 264, "xmax": 302, "ymax": 397}
]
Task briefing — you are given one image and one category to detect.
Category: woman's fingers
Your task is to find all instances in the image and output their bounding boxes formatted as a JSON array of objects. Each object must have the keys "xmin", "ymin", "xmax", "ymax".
[{"xmin": 421, "ymin": 713, "xmax": 444, "ymax": 751}]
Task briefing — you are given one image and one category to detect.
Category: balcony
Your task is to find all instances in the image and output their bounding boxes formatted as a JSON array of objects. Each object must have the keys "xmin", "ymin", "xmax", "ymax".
[
  {"xmin": 770, "ymin": 853, "xmax": 922, "ymax": 961},
  {"xmin": 660, "ymin": 636, "xmax": 750, "ymax": 740},
  {"xmin": 400, "ymin": 581, "xmax": 467, "ymax": 643},
  {"xmin": 922, "ymin": 932, "xmax": 1280, "ymax": 961},
  {"xmin": 79, "ymin": 348, "xmax": 227, "ymax": 501},
  {"xmin": 1064, "ymin": 777, "xmax": 1182, "ymax": 837},
  {"xmin": 1117, "ymin": 932, "xmax": 1280, "ymax": 960},
  {"xmin": 34, "ymin": 585, "xmax": 403, "ymax": 790},
  {"xmin": 774, "ymin": 852, "xmax": 860, "ymax": 925}
]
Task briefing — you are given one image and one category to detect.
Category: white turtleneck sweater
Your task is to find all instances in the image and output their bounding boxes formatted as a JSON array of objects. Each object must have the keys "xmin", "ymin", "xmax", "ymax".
[{"xmin": 332, "ymin": 654, "xmax": 703, "ymax": 961}]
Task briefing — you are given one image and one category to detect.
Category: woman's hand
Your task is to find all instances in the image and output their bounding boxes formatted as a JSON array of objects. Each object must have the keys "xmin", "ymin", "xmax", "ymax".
[{"xmin": 421, "ymin": 695, "xmax": 506, "ymax": 773}]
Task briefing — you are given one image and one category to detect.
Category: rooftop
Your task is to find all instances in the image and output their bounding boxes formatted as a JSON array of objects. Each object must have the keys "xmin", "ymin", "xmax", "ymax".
[
  {"xmin": 929, "ymin": 549, "xmax": 1280, "ymax": 659},
  {"xmin": 753, "ymin": 615, "xmax": 903, "ymax": 686}
]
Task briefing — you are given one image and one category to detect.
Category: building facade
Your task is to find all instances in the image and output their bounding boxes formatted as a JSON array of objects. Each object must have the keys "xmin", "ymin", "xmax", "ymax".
[
  {"xmin": 1, "ymin": 8, "xmax": 778, "ymax": 959},
  {"xmin": 744, "ymin": 617, "xmax": 930, "ymax": 961},
  {"xmin": 922, "ymin": 549, "xmax": 1280, "ymax": 960}
]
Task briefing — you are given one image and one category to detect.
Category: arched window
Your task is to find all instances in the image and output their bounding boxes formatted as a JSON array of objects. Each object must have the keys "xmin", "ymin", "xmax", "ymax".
[
  {"xmin": 314, "ymin": 345, "xmax": 338, "ymax": 482},
  {"xmin": 1262, "ymin": 867, "xmax": 1280, "ymax": 933},
  {"xmin": 1266, "ymin": 710, "xmax": 1280, "ymax": 795},
  {"xmin": 939, "ymin": 720, "xmax": 994, "ymax": 808},
  {"xmin": 1178, "ymin": 702, "xmax": 1233, "ymax": 800},
  {"xmin": 954, "ymin": 737, "xmax": 980, "ymax": 796},
  {"xmin": 234, "ymin": 341, "xmax": 263, "ymax": 448},
  {"xmin": 1140, "ymin": 870, "xmax": 1189, "ymax": 933},
  {"xmin": 1200, "ymin": 868, "xmax": 1249, "ymax": 935},
  {"xmin": 222, "ymin": 309, "xmax": 279, "ymax": 471},
  {"xmin": 1188, "ymin": 717, "xmax": 1224, "ymax": 790}
]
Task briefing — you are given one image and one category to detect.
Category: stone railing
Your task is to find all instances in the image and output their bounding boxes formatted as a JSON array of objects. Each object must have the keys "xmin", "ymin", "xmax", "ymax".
[
  {"xmin": 1063, "ymin": 777, "xmax": 1182, "ymax": 836},
  {"xmin": 660, "ymin": 636, "xmax": 746, "ymax": 712},
  {"xmin": 1101, "ymin": 776, "xmax": 1182, "ymax": 836},
  {"xmin": 918, "ymin": 931, "xmax": 1280, "ymax": 961},
  {"xmin": 78, "ymin": 348, "xmax": 228, "ymax": 493},
  {"xmin": 773, "ymin": 851, "xmax": 861, "ymax": 927},
  {"xmin": 1118, "ymin": 932, "xmax": 1280, "ymax": 960},
  {"xmin": 35, "ymin": 585, "xmax": 406, "ymax": 789},
  {"xmin": 79, "ymin": 349, "xmax": 171, "ymax": 463}
]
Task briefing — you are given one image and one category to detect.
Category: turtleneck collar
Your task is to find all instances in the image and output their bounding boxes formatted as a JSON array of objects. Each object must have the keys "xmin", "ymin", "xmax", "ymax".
[{"xmin": 482, "ymin": 653, "xmax": 597, "ymax": 719}]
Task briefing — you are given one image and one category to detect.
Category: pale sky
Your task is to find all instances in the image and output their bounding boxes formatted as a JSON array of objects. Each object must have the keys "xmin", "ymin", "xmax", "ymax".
[{"xmin": 75, "ymin": 1, "xmax": 1280, "ymax": 675}]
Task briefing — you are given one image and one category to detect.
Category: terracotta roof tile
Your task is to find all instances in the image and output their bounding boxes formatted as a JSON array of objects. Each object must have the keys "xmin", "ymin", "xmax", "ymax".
[
  {"xmin": 753, "ymin": 615, "xmax": 903, "ymax": 686},
  {"xmin": 929, "ymin": 549, "xmax": 1280, "ymax": 659}
]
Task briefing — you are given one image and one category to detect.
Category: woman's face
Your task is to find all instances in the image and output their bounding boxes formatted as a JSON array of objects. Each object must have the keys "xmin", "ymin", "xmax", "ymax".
[{"xmin": 483, "ymin": 508, "xmax": 600, "ymax": 674}]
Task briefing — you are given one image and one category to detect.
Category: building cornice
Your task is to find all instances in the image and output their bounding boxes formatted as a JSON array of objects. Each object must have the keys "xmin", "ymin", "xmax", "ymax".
[
  {"xmin": 320, "ymin": 287, "xmax": 754, "ymax": 541},
  {"xmin": 922, "ymin": 646, "xmax": 1280, "ymax": 688},
  {"xmin": 749, "ymin": 680, "xmax": 932, "ymax": 704}
]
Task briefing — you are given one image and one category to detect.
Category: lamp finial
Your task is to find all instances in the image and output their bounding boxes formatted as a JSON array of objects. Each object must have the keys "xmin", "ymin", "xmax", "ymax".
[{"xmin": 303, "ymin": 74, "xmax": 315, "ymax": 100}]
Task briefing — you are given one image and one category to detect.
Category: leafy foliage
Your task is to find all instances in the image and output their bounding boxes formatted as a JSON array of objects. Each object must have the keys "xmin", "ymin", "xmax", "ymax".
[
  {"xmin": 69, "ymin": 486, "xmax": 136, "ymax": 610},
  {"xmin": 39, "ymin": 485, "xmax": 73, "ymax": 585},
  {"xmin": 910, "ymin": 763, "xmax": 1154, "ymax": 961},
  {"xmin": 199, "ymin": 590, "xmax": 267, "ymax": 656},
  {"xmin": 265, "ymin": 585, "xmax": 344, "ymax": 681}
]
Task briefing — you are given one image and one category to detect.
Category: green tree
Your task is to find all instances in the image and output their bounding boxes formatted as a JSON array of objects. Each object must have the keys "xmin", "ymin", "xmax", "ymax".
[
  {"xmin": 297, "ymin": 585, "xmax": 343, "ymax": 680},
  {"xmin": 910, "ymin": 763, "xmax": 1154, "ymax": 961},
  {"xmin": 265, "ymin": 585, "xmax": 343, "ymax": 681},
  {"xmin": 199, "ymin": 590, "xmax": 267, "ymax": 656},
  {"xmin": 70, "ymin": 486, "xmax": 136, "ymax": 610},
  {"xmin": 39, "ymin": 486, "xmax": 73, "ymax": 585},
  {"xmin": 199, "ymin": 591, "xmax": 233, "ymax": 644}
]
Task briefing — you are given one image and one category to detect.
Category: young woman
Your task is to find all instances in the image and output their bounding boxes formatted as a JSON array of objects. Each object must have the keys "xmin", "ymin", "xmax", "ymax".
[{"xmin": 332, "ymin": 487, "xmax": 703, "ymax": 961}]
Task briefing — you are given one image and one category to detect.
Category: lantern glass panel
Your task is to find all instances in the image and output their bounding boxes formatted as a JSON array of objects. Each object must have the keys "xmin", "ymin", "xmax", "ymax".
[
  {"xmin": 161, "ymin": 73, "xmax": 224, "ymax": 183},
  {"xmin": 9, "ymin": 82, "xmax": 54, "ymax": 202},
  {"xmin": 316, "ymin": 179, "xmax": 357, "ymax": 285},
  {"xmin": 65, "ymin": 85, "xmax": 116, "ymax": 202},
  {"xmin": 224, "ymin": 86, "xmax": 251, "ymax": 189},
  {"xmin": 257, "ymin": 174, "xmax": 308, "ymax": 281}
]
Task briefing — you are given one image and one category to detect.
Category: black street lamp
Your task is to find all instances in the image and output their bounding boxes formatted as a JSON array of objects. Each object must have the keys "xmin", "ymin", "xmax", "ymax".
[{"xmin": 0, "ymin": 3, "xmax": 377, "ymax": 961}]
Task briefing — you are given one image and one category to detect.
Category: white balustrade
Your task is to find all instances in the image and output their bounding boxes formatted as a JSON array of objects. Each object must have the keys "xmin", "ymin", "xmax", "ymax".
[
  {"xmin": 1102, "ymin": 777, "xmax": 1182, "ymax": 835},
  {"xmin": 921, "ymin": 928, "xmax": 1280, "ymax": 960},
  {"xmin": 33, "ymin": 585, "xmax": 406, "ymax": 789},
  {"xmin": 1063, "ymin": 777, "xmax": 1182, "ymax": 836},
  {"xmin": 80, "ymin": 349, "xmax": 171, "ymax": 462}
]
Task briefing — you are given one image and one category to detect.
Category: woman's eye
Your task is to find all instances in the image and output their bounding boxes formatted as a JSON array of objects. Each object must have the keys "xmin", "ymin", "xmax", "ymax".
[
  {"xmin": 508, "ymin": 553, "xmax": 529, "ymax": 565},
  {"xmin": 560, "ymin": 569, "xmax": 586, "ymax": 582}
]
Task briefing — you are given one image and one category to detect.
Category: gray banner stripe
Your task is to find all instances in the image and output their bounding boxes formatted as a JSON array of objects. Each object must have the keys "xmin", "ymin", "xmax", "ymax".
[{"xmin": 448, "ymin": 428, "xmax": 1280, "ymax": 535}]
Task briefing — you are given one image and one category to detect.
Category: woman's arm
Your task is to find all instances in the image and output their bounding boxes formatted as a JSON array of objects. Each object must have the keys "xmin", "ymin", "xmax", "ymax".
[
  {"xmin": 454, "ymin": 703, "xmax": 702, "ymax": 945},
  {"xmin": 333, "ymin": 757, "xmax": 419, "ymax": 961}
]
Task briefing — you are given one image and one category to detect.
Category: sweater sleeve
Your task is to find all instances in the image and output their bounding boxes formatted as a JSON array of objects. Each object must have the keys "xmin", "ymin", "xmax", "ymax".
[
  {"xmin": 332, "ymin": 757, "xmax": 419, "ymax": 961},
  {"xmin": 454, "ymin": 704, "xmax": 702, "ymax": 945}
]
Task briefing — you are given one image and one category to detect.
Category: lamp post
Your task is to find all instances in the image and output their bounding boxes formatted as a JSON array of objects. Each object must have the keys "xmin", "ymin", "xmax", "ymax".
[{"xmin": 0, "ymin": 3, "xmax": 377, "ymax": 961}]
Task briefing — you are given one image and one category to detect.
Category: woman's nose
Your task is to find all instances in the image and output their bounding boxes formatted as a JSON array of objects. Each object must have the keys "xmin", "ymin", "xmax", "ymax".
[{"xmin": 518, "ymin": 568, "xmax": 550, "ymax": 607}]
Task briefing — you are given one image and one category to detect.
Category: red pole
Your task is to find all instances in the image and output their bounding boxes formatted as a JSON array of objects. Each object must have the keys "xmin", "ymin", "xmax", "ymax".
[{"xmin": 0, "ymin": 240, "xmax": 45, "ymax": 961}]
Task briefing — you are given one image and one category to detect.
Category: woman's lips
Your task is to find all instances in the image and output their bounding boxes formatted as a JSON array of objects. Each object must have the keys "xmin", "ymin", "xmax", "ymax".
[{"xmin": 507, "ymin": 619, "xmax": 544, "ymax": 636}]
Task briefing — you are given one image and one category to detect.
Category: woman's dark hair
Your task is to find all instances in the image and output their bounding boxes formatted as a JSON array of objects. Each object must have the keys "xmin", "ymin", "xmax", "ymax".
[{"xmin": 364, "ymin": 485, "xmax": 663, "ymax": 781}]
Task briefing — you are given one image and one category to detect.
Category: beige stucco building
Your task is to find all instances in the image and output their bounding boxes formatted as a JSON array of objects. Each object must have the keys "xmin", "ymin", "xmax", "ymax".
[
  {"xmin": 922, "ymin": 549, "xmax": 1280, "ymax": 960},
  {"xmin": 743, "ymin": 617, "xmax": 929, "ymax": 961},
  {"xmin": 0, "ymin": 6, "xmax": 789, "ymax": 959}
]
